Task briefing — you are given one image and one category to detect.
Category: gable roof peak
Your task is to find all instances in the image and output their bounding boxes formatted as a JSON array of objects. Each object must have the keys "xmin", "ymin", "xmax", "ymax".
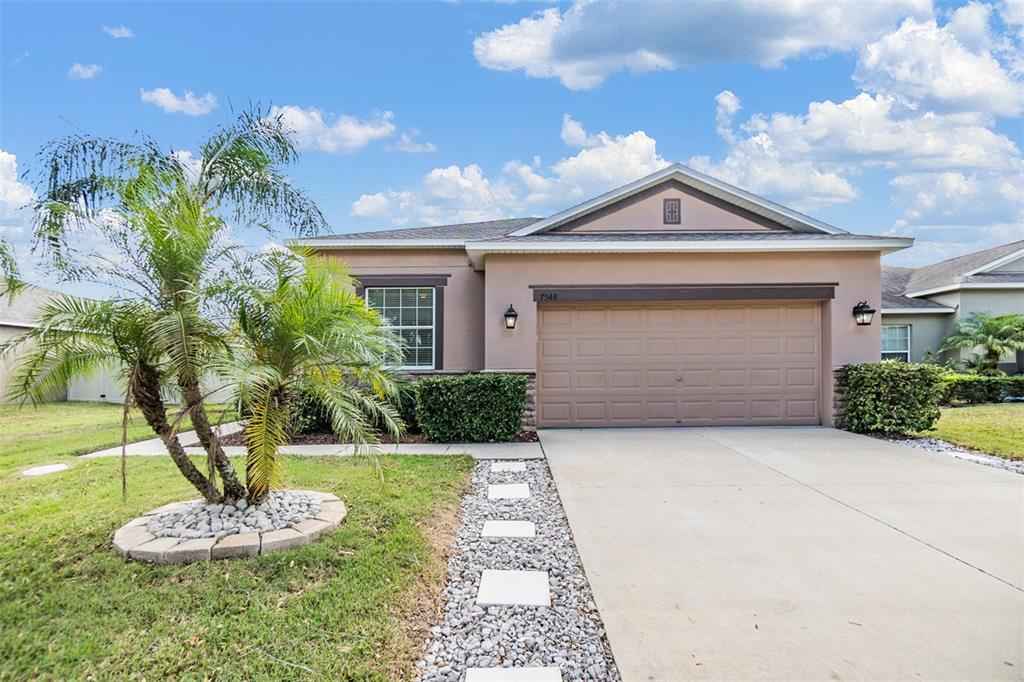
[{"xmin": 508, "ymin": 163, "xmax": 850, "ymax": 237}]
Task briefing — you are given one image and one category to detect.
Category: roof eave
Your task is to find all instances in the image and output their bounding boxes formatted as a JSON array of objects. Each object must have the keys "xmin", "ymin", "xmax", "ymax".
[
  {"xmin": 904, "ymin": 281, "xmax": 1024, "ymax": 297},
  {"xmin": 880, "ymin": 308, "xmax": 956, "ymax": 315},
  {"xmin": 465, "ymin": 237, "xmax": 912, "ymax": 270},
  {"xmin": 288, "ymin": 238, "xmax": 468, "ymax": 249}
]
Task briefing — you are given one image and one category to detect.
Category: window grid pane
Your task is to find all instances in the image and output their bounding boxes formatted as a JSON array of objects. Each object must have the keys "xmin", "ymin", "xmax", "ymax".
[
  {"xmin": 881, "ymin": 325, "xmax": 910, "ymax": 361},
  {"xmin": 365, "ymin": 287, "xmax": 435, "ymax": 369}
]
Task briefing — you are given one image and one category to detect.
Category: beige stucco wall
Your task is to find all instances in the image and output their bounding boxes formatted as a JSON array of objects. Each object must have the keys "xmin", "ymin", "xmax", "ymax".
[
  {"xmin": 556, "ymin": 183, "xmax": 781, "ymax": 233},
  {"xmin": 321, "ymin": 248, "xmax": 486, "ymax": 371},
  {"xmin": 482, "ymin": 251, "xmax": 883, "ymax": 425}
]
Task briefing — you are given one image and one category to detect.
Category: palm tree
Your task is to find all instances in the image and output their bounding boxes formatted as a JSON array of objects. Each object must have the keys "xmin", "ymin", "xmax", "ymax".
[
  {"xmin": 940, "ymin": 312, "xmax": 1024, "ymax": 375},
  {"xmin": 5, "ymin": 296, "xmax": 218, "ymax": 499},
  {"xmin": 222, "ymin": 253, "xmax": 404, "ymax": 502},
  {"xmin": 8, "ymin": 107, "xmax": 327, "ymax": 501}
]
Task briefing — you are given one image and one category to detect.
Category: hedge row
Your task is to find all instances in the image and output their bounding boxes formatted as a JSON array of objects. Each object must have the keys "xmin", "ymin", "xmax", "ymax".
[
  {"xmin": 415, "ymin": 373, "xmax": 527, "ymax": 443},
  {"xmin": 835, "ymin": 362, "xmax": 946, "ymax": 435},
  {"xmin": 943, "ymin": 374, "xmax": 1024, "ymax": 404}
]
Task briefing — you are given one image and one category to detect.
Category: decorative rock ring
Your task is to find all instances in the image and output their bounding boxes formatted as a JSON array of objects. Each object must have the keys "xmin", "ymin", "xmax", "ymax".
[{"xmin": 112, "ymin": 490, "xmax": 346, "ymax": 564}]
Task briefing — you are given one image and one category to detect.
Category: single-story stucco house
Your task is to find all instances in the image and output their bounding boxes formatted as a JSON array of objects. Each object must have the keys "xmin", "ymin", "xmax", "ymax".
[
  {"xmin": 881, "ymin": 240, "xmax": 1024, "ymax": 373},
  {"xmin": 295, "ymin": 164, "xmax": 914, "ymax": 428}
]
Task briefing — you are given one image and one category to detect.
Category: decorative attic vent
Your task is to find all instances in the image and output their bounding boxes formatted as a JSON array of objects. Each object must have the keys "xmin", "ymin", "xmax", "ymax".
[{"xmin": 663, "ymin": 198, "xmax": 681, "ymax": 225}]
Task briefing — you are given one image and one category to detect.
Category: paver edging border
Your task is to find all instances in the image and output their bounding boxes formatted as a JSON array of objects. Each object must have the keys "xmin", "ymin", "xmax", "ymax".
[{"xmin": 112, "ymin": 489, "xmax": 346, "ymax": 564}]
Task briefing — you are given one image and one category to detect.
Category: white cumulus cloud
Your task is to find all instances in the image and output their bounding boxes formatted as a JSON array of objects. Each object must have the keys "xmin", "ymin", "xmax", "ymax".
[
  {"xmin": 101, "ymin": 24, "xmax": 133, "ymax": 38},
  {"xmin": 474, "ymin": 0, "xmax": 930, "ymax": 90},
  {"xmin": 855, "ymin": 14, "xmax": 1024, "ymax": 116},
  {"xmin": 350, "ymin": 117, "xmax": 667, "ymax": 226},
  {"xmin": 68, "ymin": 63, "xmax": 102, "ymax": 80},
  {"xmin": 140, "ymin": 87, "xmax": 218, "ymax": 115},
  {"xmin": 387, "ymin": 131, "xmax": 437, "ymax": 154},
  {"xmin": 270, "ymin": 105, "xmax": 396, "ymax": 154}
]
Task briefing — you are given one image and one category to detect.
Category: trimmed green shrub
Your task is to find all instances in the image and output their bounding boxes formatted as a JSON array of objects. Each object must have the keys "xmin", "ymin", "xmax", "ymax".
[
  {"xmin": 289, "ymin": 388, "xmax": 333, "ymax": 435},
  {"xmin": 396, "ymin": 382, "xmax": 420, "ymax": 434},
  {"xmin": 416, "ymin": 373, "xmax": 527, "ymax": 442},
  {"xmin": 836, "ymin": 362, "xmax": 946, "ymax": 435},
  {"xmin": 943, "ymin": 374, "xmax": 1024, "ymax": 404}
]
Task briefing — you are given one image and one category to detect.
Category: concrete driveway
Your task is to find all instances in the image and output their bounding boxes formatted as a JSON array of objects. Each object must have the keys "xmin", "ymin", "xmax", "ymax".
[{"xmin": 541, "ymin": 427, "xmax": 1024, "ymax": 681}]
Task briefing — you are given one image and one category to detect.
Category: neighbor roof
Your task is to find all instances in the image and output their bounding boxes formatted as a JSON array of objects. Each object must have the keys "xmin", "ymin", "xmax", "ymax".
[
  {"xmin": 881, "ymin": 266, "xmax": 956, "ymax": 312},
  {"xmin": 0, "ymin": 283, "xmax": 68, "ymax": 328},
  {"xmin": 903, "ymin": 239, "xmax": 1024, "ymax": 295}
]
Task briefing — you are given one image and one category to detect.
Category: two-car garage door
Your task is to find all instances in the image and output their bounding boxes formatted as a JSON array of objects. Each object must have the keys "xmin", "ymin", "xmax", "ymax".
[{"xmin": 536, "ymin": 301, "xmax": 822, "ymax": 427}]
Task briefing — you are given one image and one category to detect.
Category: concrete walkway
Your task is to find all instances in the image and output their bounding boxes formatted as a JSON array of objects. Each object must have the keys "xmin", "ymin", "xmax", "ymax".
[
  {"xmin": 82, "ymin": 427, "xmax": 543, "ymax": 461},
  {"xmin": 541, "ymin": 426, "xmax": 1024, "ymax": 681}
]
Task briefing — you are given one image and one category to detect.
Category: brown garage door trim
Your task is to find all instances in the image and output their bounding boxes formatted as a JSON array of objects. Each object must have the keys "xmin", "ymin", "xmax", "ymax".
[{"xmin": 531, "ymin": 283, "xmax": 836, "ymax": 303}]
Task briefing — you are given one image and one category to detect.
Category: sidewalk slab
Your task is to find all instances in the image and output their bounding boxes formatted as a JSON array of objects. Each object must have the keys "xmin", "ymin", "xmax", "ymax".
[
  {"xmin": 481, "ymin": 520, "xmax": 536, "ymax": 538},
  {"xmin": 476, "ymin": 569, "xmax": 550, "ymax": 606},
  {"xmin": 487, "ymin": 483, "xmax": 530, "ymax": 499},
  {"xmin": 491, "ymin": 461, "xmax": 527, "ymax": 473},
  {"xmin": 23, "ymin": 463, "xmax": 69, "ymax": 476},
  {"xmin": 465, "ymin": 668, "xmax": 561, "ymax": 681}
]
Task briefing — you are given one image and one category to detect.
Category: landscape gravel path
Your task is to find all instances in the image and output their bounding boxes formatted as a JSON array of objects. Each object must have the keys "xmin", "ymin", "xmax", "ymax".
[{"xmin": 414, "ymin": 459, "xmax": 620, "ymax": 682}]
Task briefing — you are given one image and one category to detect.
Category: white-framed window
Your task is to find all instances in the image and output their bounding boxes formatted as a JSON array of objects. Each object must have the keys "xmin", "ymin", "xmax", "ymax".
[
  {"xmin": 881, "ymin": 324, "xmax": 911, "ymax": 362},
  {"xmin": 365, "ymin": 287, "xmax": 435, "ymax": 369}
]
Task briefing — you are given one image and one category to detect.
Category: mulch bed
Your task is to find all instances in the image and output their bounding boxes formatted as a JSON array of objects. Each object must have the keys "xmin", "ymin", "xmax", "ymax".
[{"xmin": 220, "ymin": 429, "xmax": 539, "ymax": 447}]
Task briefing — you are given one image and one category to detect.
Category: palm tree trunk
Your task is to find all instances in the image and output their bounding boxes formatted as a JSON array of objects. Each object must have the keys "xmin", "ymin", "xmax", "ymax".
[
  {"xmin": 178, "ymin": 379, "xmax": 247, "ymax": 501},
  {"xmin": 135, "ymin": 367, "xmax": 219, "ymax": 501}
]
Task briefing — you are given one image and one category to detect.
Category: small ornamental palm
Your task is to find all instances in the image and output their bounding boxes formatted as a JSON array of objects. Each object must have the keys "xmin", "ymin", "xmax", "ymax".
[
  {"xmin": 2, "ymin": 296, "xmax": 217, "ymax": 498},
  {"xmin": 5, "ymin": 107, "xmax": 329, "ymax": 502},
  {"xmin": 223, "ymin": 253, "xmax": 404, "ymax": 502},
  {"xmin": 940, "ymin": 312, "xmax": 1024, "ymax": 375}
]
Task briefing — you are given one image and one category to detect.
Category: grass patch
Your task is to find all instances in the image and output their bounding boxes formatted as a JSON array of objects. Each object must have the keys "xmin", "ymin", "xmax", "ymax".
[
  {"xmin": 0, "ymin": 404, "xmax": 473, "ymax": 679},
  {"xmin": 920, "ymin": 403, "xmax": 1024, "ymax": 460},
  {"xmin": 0, "ymin": 401, "xmax": 235, "ymax": 474}
]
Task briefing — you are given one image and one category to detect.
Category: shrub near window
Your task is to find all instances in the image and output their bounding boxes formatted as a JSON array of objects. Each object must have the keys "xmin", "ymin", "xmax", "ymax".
[
  {"xmin": 943, "ymin": 374, "xmax": 1024, "ymax": 404},
  {"xmin": 836, "ymin": 362, "xmax": 946, "ymax": 435},
  {"xmin": 416, "ymin": 373, "xmax": 527, "ymax": 442}
]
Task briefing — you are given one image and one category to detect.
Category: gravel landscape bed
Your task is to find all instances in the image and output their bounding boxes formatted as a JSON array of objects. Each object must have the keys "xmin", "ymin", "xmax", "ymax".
[
  {"xmin": 147, "ymin": 490, "xmax": 323, "ymax": 539},
  {"xmin": 883, "ymin": 435, "xmax": 1024, "ymax": 475},
  {"xmin": 414, "ymin": 460, "xmax": 620, "ymax": 682}
]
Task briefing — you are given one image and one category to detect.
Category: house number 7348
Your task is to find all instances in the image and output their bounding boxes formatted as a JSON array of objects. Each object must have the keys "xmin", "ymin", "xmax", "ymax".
[{"xmin": 539, "ymin": 292, "xmax": 559, "ymax": 302}]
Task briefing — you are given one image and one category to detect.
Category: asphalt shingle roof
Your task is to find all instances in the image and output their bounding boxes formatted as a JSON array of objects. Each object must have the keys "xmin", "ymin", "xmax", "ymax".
[
  {"xmin": 904, "ymin": 239, "xmax": 1024, "ymax": 293},
  {"xmin": 0, "ymin": 283, "xmax": 68, "ymax": 327},
  {"xmin": 314, "ymin": 218, "xmax": 542, "ymax": 241},
  {"xmin": 881, "ymin": 266, "xmax": 955, "ymax": 311}
]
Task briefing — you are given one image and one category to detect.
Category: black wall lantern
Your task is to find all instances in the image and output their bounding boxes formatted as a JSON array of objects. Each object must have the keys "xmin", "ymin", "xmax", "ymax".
[
  {"xmin": 852, "ymin": 301, "xmax": 876, "ymax": 326},
  {"xmin": 504, "ymin": 305, "xmax": 519, "ymax": 330}
]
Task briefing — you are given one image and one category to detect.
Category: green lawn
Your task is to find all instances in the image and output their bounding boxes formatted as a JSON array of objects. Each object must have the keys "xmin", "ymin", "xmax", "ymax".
[
  {"xmin": 0, "ymin": 401, "xmax": 236, "ymax": 474},
  {"xmin": 921, "ymin": 403, "xmax": 1024, "ymax": 460},
  {"xmin": 0, "ymin": 403, "xmax": 473, "ymax": 680}
]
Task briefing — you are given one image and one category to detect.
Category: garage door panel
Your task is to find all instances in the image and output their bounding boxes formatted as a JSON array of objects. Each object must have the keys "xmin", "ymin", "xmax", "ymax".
[{"xmin": 537, "ymin": 301, "xmax": 822, "ymax": 427}]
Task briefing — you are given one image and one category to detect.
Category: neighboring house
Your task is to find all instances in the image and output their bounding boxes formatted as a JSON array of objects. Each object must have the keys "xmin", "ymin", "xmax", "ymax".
[
  {"xmin": 881, "ymin": 240, "xmax": 1024, "ymax": 374},
  {"xmin": 1, "ymin": 283, "xmax": 68, "ymax": 403},
  {"xmin": 0, "ymin": 282, "xmax": 124, "ymax": 404},
  {"xmin": 295, "ymin": 164, "xmax": 911, "ymax": 428},
  {"xmin": 0, "ymin": 283, "xmax": 230, "ymax": 404}
]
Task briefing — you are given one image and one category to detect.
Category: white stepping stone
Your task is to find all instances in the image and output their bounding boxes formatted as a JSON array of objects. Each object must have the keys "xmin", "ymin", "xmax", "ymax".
[
  {"xmin": 476, "ymin": 569, "xmax": 550, "ymax": 606},
  {"xmin": 491, "ymin": 461, "xmax": 527, "ymax": 473},
  {"xmin": 481, "ymin": 520, "xmax": 536, "ymax": 538},
  {"xmin": 487, "ymin": 483, "xmax": 530, "ymax": 499},
  {"xmin": 466, "ymin": 667, "xmax": 562, "ymax": 681},
  {"xmin": 23, "ymin": 463, "xmax": 69, "ymax": 477}
]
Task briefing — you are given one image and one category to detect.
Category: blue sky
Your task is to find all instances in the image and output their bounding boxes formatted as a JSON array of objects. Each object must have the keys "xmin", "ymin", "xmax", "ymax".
[{"xmin": 1, "ymin": 0, "xmax": 1022, "ymax": 296}]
